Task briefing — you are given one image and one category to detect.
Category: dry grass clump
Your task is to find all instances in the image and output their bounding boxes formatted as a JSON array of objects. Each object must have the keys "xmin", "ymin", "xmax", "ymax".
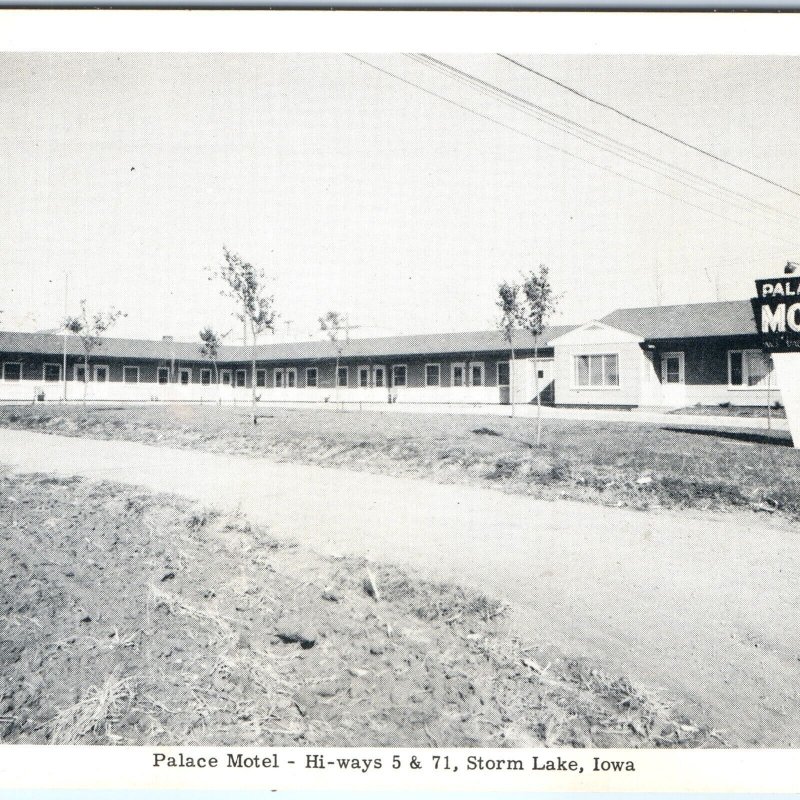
[{"xmin": 50, "ymin": 672, "xmax": 136, "ymax": 744}]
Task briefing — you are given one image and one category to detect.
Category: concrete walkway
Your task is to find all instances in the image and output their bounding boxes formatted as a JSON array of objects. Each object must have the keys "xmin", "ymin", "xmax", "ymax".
[{"xmin": 1, "ymin": 428, "xmax": 799, "ymax": 746}]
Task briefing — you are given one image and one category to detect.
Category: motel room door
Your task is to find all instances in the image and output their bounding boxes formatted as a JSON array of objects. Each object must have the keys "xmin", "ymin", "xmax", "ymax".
[{"xmin": 660, "ymin": 351, "xmax": 686, "ymax": 407}]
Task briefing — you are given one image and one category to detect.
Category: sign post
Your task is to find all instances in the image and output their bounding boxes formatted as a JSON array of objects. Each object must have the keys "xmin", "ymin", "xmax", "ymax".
[{"xmin": 751, "ymin": 276, "xmax": 800, "ymax": 447}]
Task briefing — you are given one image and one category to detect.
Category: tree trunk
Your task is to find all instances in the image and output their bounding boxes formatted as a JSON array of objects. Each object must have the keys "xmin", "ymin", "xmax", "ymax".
[
  {"xmin": 534, "ymin": 337, "xmax": 542, "ymax": 447},
  {"xmin": 251, "ymin": 331, "xmax": 257, "ymax": 424},
  {"xmin": 510, "ymin": 344, "xmax": 516, "ymax": 418},
  {"xmin": 83, "ymin": 352, "xmax": 88, "ymax": 406},
  {"xmin": 335, "ymin": 352, "xmax": 341, "ymax": 411}
]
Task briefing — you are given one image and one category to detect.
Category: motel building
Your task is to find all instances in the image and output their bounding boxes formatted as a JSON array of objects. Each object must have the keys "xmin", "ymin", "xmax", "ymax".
[{"xmin": 0, "ymin": 299, "xmax": 780, "ymax": 409}]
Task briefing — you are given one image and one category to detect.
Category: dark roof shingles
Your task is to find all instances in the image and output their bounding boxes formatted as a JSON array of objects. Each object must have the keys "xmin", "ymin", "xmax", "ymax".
[{"xmin": 600, "ymin": 300, "xmax": 758, "ymax": 340}]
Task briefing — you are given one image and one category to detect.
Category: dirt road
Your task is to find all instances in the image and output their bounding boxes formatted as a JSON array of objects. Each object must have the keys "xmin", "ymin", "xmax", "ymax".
[{"xmin": 2, "ymin": 428, "xmax": 798, "ymax": 746}]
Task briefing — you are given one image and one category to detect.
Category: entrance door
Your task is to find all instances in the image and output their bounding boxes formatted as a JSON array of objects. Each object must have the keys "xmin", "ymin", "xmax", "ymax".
[{"xmin": 660, "ymin": 352, "xmax": 686, "ymax": 407}]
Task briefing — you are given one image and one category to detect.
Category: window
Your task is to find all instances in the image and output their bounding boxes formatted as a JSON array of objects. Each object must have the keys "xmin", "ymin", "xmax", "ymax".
[
  {"xmin": 451, "ymin": 363, "xmax": 465, "ymax": 387},
  {"xmin": 201, "ymin": 369, "xmax": 212, "ymax": 385},
  {"xmin": 306, "ymin": 367, "xmax": 318, "ymax": 388},
  {"xmin": 575, "ymin": 354, "xmax": 620, "ymax": 387},
  {"xmin": 179, "ymin": 368, "xmax": 191, "ymax": 385},
  {"xmin": 94, "ymin": 365, "xmax": 108, "ymax": 383},
  {"xmin": 221, "ymin": 370, "xmax": 232, "ymax": 386},
  {"xmin": 337, "ymin": 367, "xmax": 348, "ymax": 388},
  {"xmin": 469, "ymin": 362, "xmax": 484, "ymax": 387},
  {"xmin": 256, "ymin": 369, "xmax": 266, "ymax": 388},
  {"xmin": 392, "ymin": 365, "xmax": 407, "ymax": 387},
  {"xmin": 74, "ymin": 364, "xmax": 86, "ymax": 383},
  {"xmin": 373, "ymin": 366, "xmax": 385, "ymax": 388},
  {"xmin": 235, "ymin": 369, "xmax": 246, "ymax": 388},
  {"xmin": 3, "ymin": 362, "xmax": 21, "ymax": 381},
  {"xmin": 43, "ymin": 363, "xmax": 61, "ymax": 382},
  {"xmin": 123, "ymin": 366, "xmax": 139, "ymax": 383},
  {"xmin": 497, "ymin": 362, "xmax": 510, "ymax": 387},
  {"xmin": 425, "ymin": 363, "xmax": 440, "ymax": 387},
  {"xmin": 359, "ymin": 367, "xmax": 370, "ymax": 388},
  {"xmin": 286, "ymin": 369, "xmax": 296, "ymax": 388},
  {"xmin": 729, "ymin": 349, "xmax": 772, "ymax": 387},
  {"xmin": 274, "ymin": 369, "xmax": 284, "ymax": 388},
  {"xmin": 157, "ymin": 367, "xmax": 169, "ymax": 384}
]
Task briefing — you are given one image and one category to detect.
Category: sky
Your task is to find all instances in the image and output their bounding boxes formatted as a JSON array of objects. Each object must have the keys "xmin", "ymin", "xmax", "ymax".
[{"xmin": 2, "ymin": 53, "xmax": 800, "ymax": 344}]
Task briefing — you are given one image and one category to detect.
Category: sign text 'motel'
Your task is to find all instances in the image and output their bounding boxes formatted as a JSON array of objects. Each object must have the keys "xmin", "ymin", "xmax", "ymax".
[{"xmin": 751, "ymin": 276, "xmax": 800, "ymax": 352}]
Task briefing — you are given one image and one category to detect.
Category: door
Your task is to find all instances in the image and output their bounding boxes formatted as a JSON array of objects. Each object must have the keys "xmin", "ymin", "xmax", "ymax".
[
  {"xmin": 497, "ymin": 361, "xmax": 510, "ymax": 404},
  {"xmin": 660, "ymin": 352, "xmax": 686, "ymax": 407},
  {"xmin": 373, "ymin": 366, "xmax": 385, "ymax": 389}
]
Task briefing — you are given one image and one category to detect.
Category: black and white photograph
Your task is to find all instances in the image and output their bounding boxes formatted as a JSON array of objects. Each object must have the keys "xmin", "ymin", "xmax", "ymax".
[{"xmin": 2, "ymin": 32, "xmax": 800, "ymax": 762}]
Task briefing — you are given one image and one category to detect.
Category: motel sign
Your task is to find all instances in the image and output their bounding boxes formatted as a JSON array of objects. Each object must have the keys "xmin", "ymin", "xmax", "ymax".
[
  {"xmin": 752, "ymin": 276, "xmax": 800, "ymax": 448},
  {"xmin": 752, "ymin": 276, "xmax": 800, "ymax": 351}
]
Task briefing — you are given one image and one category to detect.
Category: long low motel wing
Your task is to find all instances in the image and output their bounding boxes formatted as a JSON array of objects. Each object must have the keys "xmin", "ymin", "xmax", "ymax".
[{"xmin": 0, "ymin": 299, "xmax": 780, "ymax": 409}]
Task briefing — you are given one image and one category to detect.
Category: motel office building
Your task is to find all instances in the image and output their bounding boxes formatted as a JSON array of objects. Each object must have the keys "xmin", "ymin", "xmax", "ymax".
[{"xmin": 0, "ymin": 300, "xmax": 780, "ymax": 409}]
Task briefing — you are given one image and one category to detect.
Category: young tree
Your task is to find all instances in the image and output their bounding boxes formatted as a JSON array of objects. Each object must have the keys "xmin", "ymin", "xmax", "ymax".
[
  {"xmin": 319, "ymin": 311, "xmax": 349, "ymax": 409},
  {"xmin": 212, "ymin": 247, "xmax": 276, "ymax": 424},
  {"xmin": 496, "ymin": 281, "xmax": 522, "ymax": 419},
  {"xmin": 519, "ymin": 264, "xmax": 559, "ymax": 447},
  {"xmin": 63, "ymin": 300, "xmax": 125, "ymax": 405},
  {"xmin": 199, "ymin": 326, "xmax": 229, "ymax": 404}
]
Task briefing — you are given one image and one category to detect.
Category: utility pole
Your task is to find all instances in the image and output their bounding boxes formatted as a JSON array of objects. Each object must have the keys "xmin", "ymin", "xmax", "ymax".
[{"xmin": 62, "ymin": 271, "xmax": 69, "ymax": 402}]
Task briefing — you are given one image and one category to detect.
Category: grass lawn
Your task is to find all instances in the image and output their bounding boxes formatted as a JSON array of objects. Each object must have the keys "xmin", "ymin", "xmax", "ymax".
[{"xmin": 1, "ymin": 403, "xmax": 798, "ymax": 520}]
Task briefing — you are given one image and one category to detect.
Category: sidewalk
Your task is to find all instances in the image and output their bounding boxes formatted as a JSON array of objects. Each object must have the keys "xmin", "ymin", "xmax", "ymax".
[{"xmin": 1, "ymin": 427, "xmax": 798, "ymax": 745}]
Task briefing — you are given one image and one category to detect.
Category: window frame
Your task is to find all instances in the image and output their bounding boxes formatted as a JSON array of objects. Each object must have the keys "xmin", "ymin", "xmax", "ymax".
[
  {"xmin": 337, "ymin": 366, "xmax": 349, "ymax": 388},
  {"xmin": 220, "ymin": 369, "xmax": 232, "ymax": 386},
  {"xmin": 728, "ymin": 348, "xmax": 772, "ymax": 389},
  {"xmin": 122, "ymin": 365, "xmax": 140, "ymax": 384},
  {"xmin": 573, "ymin": 353, "xmax": 621, "ymax": 389},
  {"xmin": 425, "ymin": 362, "xmax": 441, "ymax": 387},
  {"xmin": 391, "ymin": 364, "xmax": 407, "ymax": 388},
  {"xmin": 73, "ymin": 363, "xmax": 87, "ymax": 383},
  {"xmin": 235, "ymin": 369, "xmax": 247, "ymax": 388},
  {"xmin": 157, "ymin": 366, "xmax": 170, "ymax": 385},
  {"xmin": 306, "ymin": 367, "xmax": 318, "ymax": 388},
  {"xmin": 42, "ymin": 363, "xmax": 62, "ymax": 382},
  {"xmin": 274, "ymin": 368, "xmax": 284, "ymax": 388},
  {"xmin": 373, "ymin": 365, "xmax": 385, "ymax": 388},
  {"xmin": 285, "ymin": 368, "xmax": 297, "ymax": 388},
  {"xmin": 469, "ymin": 361, "xmax": 484, "ymax": 387},
  {"xmin": 178, "ymin": 368, "xmax": 191, "ymax": 385},
  {"xmin": 358, "ymin": 365, "xmax": 370, "ymax": 388},
  {"xmin": 451, "ymin": 362, "xmax": 465, "ymax": 388},
  {"xmin": 93, "ymin": 364, "xmax": 109, "ymax": 383},
  {"xmin": 201, "ymin": 368, "xmax": 213, "ymax": 386},
  {"xmin": 2, "ymin": 362, "xmax": 22, "ymax": 382},
  {"xmin": 255, "ymin": 369, "xmax": 266, "ymax": 388}
]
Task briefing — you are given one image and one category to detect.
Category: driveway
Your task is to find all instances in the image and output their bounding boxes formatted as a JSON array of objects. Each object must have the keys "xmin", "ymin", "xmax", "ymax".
[{"xmin": 1, "ymin": 427, "xmax": 798, "ymax": 746}]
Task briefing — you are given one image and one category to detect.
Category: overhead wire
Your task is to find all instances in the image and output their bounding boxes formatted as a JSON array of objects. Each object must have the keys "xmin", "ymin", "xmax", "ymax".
[
  {"xmin": 411, "ymin": 54, "xmax": 800, "ymax": 229},
  {"xmin": 497, "ymin": 53, "xmax": 800, "ymax": 201},
  {"xmin": 346, "ymin": 54, "xmax": 799, "ymax": 250}
]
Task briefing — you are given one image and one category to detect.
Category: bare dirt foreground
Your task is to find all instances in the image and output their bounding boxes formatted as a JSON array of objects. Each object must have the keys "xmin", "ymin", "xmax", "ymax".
[
  {"xmin": 1, "ymin": 426, "xmax": 800, "ymax": 747},
  {"xmin": 0, "ymin": 468, "xmax": 709, "ymax": 747}
]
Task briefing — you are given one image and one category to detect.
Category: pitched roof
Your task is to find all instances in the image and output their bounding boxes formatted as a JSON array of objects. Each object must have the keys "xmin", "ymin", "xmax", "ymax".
[
  {"xmin": 0, "ymin": 325, "xmax": 577, "ymax": 363},
  {"xmin": 600, "ymin": 300, "xmax": 758, "ymax": 340}
]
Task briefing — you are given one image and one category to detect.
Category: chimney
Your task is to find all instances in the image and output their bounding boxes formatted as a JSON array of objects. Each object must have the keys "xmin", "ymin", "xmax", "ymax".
[{"xmin": 163, "ymin": 335, "xmax": 174, "ymax": 342}]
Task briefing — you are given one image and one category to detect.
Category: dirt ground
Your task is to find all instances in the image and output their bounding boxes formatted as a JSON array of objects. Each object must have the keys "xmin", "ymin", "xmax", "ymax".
[
  {"xmin": 2, "ymin": 427, "xmax": 799, "ymax": 747},
  {"xmin": 0, "ymin": 404, "xmax": 798, "ymax": 519},
  {"xmin": 0, "ymin": 469, "xmax": 711, "ymax": 747}
]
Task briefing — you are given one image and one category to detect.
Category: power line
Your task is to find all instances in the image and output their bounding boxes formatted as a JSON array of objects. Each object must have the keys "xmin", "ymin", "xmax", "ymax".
[
  {"xmin": 498, "ymin": 53, "xmax": 800, "ymax": 201},
  {"xmin": 412, "ymin": 54, "xmax": 800, "ymax": 229},
  {"xmin": 346, "ymin": 54, "xmax": 799, "ymax": 249}
]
